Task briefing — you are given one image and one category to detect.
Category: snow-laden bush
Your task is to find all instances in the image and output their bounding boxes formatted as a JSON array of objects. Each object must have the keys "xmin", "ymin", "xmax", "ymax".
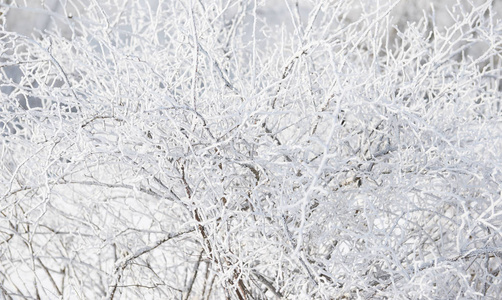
[{"xmin": 1, "ymin": 0, "xmax": 502, "ymax": 298}]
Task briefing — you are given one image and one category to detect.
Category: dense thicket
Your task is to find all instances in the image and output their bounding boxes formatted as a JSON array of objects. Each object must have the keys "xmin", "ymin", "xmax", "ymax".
[{"xmin": 1, "ymin": 0, "xmax": 501, "ymax": 299}]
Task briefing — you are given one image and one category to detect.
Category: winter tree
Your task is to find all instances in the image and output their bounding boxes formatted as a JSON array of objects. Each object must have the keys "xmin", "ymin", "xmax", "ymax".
[{"xmin": 1, "ymin": 0, "xmax": 502, "ymax": 299}]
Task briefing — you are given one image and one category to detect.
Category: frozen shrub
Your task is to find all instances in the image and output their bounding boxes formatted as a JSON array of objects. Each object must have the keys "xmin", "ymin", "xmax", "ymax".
[{"xmin": 1, "ymin": 0, "xmax": 501, "ymax": 298}]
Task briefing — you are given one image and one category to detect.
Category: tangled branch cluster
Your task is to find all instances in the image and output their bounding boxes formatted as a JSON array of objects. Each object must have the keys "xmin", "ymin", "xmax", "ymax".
[{"xmin": 1, "ymin": 0, "xmax": 502, "ymax": 299}]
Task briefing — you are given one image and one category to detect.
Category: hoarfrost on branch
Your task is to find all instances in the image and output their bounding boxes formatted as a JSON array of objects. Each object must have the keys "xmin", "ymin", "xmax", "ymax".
[{"xmin": 1, "ymin": 0, "xmax": 502, "ymax": 298}]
